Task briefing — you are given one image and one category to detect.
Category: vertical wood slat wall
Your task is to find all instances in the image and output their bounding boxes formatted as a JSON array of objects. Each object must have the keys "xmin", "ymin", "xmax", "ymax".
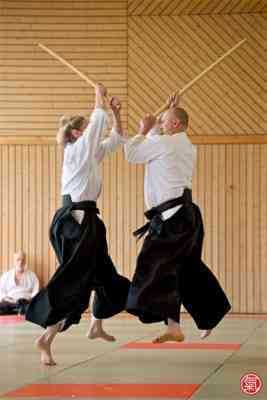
[
  {"xmin": 0, "ymin": 1, "xmax": 266, "ymax": 312},
  {"xmin": 0, "ymin": 0, "xmax": 128, "ymax": 289}
]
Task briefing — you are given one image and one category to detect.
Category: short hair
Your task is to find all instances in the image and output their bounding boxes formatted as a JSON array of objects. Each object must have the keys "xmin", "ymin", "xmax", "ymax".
[
  {"xmin": 172, "ymin": 107, "xmax": 189, "ymax": 129},
  {"xmin": 14, "ymin": 251, "xmax": 26, "ymax": 260}
]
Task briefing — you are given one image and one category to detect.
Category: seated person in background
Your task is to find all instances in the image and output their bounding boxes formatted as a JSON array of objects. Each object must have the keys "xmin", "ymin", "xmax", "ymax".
[{"xmin": 0, "ymin": 251, "xmax": 39, "ymax": 315}]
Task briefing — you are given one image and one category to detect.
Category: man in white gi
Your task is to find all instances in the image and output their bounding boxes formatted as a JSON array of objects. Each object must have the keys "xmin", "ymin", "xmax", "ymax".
[
  {"xmin": 125, "ymin": 95, "xmax": 231, "ymax": 343},
  {"xmin": 0, "ymin": 251, "xmax": 39, "ymax": 315}
]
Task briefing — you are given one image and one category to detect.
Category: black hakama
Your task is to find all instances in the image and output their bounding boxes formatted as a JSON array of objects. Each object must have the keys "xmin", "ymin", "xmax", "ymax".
[
  {"xmin": 126, "ymin": 189, "xmax": 231, "ymax": 329},
  {"xmin": 0, "ymin": 299, "xmax": 29, "ymax": 315},
  {"xmin": 26, "ymin": 197, "xmax": 130, "ymax": 331}
]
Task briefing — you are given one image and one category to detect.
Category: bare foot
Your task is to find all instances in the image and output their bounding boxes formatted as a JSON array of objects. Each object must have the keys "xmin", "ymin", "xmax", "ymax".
[
  {"xmin": 152, "ymin": 331, "xmax": 185, "ymax": 344},
  {"xmin": 200, "ymin": 329, "xmax": 212, "ymax": 340},
  {"xmin": 86, "ymin": 326, "xmax": 116, "ymax": 342},
  {"xmin": 35, "ymin": 337, "xmax": 57, "ymax": 366}
]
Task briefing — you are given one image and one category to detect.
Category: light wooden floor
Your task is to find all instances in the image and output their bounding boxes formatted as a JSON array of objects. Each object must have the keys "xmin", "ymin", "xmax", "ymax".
[{"xmin": 0, "ymin": 314, "xmax": 266, "ymax": 399}]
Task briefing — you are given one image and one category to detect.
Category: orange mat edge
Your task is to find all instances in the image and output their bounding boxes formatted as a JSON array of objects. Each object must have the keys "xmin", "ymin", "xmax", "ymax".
[{"xmin": 5, "ymin": 383, "xmax": 200, "ymax": 398}]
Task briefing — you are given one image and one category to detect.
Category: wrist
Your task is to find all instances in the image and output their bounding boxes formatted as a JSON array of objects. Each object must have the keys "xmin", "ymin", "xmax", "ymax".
[{"xmin": 112, "ymin": 111, "xmax": 121, "ymax": 121}]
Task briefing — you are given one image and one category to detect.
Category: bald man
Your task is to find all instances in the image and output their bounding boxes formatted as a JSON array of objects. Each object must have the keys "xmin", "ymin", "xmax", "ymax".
[
  {"xmin": 0, "ymin": 251, "xmax": 39, "ymax": 315},
  {"xmin": 124, "ymin": 95, "xmax": 231, "ymax": 343}
]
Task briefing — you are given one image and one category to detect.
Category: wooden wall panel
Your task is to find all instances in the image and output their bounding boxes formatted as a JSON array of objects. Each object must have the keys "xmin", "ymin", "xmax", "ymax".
[
  {"xmin": 128, "ymin": 14, "xmax": 265, "ymax": 135},
  {"xmin": 128, "ymin": 0, "xmax": 266, "ymax": 15},
  {"xmin": 0, "ymin": 0, "xmax": 127, "ymax": 135},
  {"xmin": 1, "ymin": 144, "xmax": 266, "ymax": 313},
  {"xmin": 0, "ymin": 145, "xmax": 61, "ymax": 287},
  {"xmin": 192, "ymin": 145, "xmax": 267, "ymax": 313}
]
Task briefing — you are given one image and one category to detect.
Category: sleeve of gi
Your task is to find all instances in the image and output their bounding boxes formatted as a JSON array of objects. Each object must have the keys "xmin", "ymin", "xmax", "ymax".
[
  {"xmin": 95, "ymin": 128, "xmax": 127, "ymax": 163},
  {"xmin": 124, "ymin": 126, "xmax": 164, "ymax": 164},
  {"xmin": 79, "ymin": 108, "xmax": 109, "ymax": 159},
  {"xmin": 0, "ymin": 272, "xmax": 8, "ymax": 301}
]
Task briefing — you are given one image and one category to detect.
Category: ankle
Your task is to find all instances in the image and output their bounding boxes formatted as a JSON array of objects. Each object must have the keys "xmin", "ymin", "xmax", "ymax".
[
  {"xmin": 37, "ymin": 334, "xmax": 48, "ymax": 343},
  {"xmin": 90, "ymin": 317, "xmax": 102, "ymax": 329}
]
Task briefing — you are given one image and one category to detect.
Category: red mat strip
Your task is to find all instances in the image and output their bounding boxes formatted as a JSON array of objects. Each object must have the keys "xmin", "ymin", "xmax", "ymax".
[
  {"xmin": 5, "ymin": 383, "xmax": 199, "ymax": 398},
  {"xmin": 122, "ymin": 342, "xmax": 241, "ymax": 350},
  {"xmin": 0, "ymin": 315, "xmax": 25, "ymax": 324}
]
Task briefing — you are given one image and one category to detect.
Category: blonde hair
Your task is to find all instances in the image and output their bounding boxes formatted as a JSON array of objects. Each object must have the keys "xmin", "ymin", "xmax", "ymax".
[{"xmin": 57, "ymin": 115, "xmax": 86, "ymax": 145}]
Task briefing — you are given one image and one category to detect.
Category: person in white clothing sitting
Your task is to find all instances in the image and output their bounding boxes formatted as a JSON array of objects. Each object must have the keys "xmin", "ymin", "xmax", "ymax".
[{"xmin": 0, "ymin": 251, "xmax": 39, "ymax": 315}]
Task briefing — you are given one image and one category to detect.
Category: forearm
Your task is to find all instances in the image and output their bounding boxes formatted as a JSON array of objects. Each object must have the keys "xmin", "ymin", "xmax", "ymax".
[
  {"xmin": 106, "ymin": 128, "xmax": 127, "ymax": 149},
  {"xmin": 95, "ymin": 91, "xmax": 107, "ymax": 110},
  {"xmin": 83, "ymin": 109, "xmax": 109, "ymax": 162},
  {"xmin": 1, "ymin": 296, "xmax": 15, "ymax": 303},
  {"xmin": 0, "ymin": 285, "xmax": 7, "ymax": 302},
  {"xmin": 31, "ymin": 280, "xmax": 39, "ymax": 298},
  {"xmin": 96, "ymin": 128, "xmax": 126, "ymax": 163},
  {"xmin": 124, "ymin": 127, "xmax": 163, "ymax": 163},
  {"xmin": 124, "ymin": 135, "xmax": 146, "ymax": 163},
  {"xmin": 146, "ymin": 124, "xmax": 161, "ymax": 138},
  {"xmin": 111, "ymin": 111, "xmax": 123, "ymax": 136}
]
